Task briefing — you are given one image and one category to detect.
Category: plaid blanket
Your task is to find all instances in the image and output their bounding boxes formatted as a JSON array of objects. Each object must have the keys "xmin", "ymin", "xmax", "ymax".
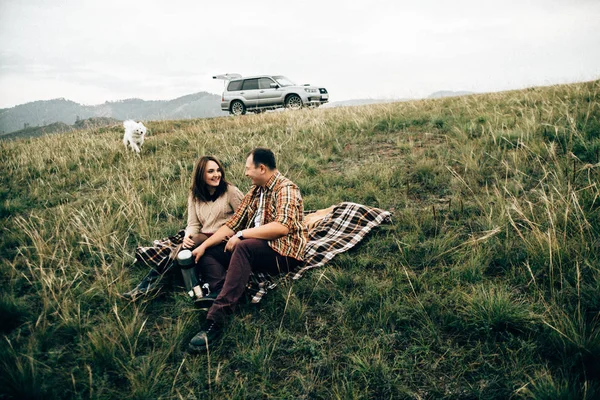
[
  {"xmin": 134, "ymin": 230, "xmax": 185, "ymax": 274},
  {"xmin": 249, "ymin": 202, "xmax": 392, "ymax": 302},
  {"xmin": 133, "ymin": 202, "xmax": 392, "ymax": 303}
]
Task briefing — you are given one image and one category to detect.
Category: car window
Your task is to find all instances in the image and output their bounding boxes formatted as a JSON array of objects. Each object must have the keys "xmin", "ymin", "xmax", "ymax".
[
  {"xmin": 242, "ymin": 79, "xmax": 259, "ymax": 90},
  {"xmin": 227, "ymin": 80, "xmax": 243, "ymax": 91},
  {"xmin": 259, "ymin": 77, "xmax": 275, "ymax": 89},
  {"xmin": 273, "ymin": 76, "xmax": 295, "ymax": 87}
]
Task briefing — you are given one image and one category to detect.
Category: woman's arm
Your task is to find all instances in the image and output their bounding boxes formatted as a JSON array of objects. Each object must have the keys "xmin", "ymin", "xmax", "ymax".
[
  {"xmin": 184, "ymin": 195, "xmax": 202, "ymax": 248},
  {"xmin": 185, "ymin": 195, "xmax": 201, "ymax": 236}
]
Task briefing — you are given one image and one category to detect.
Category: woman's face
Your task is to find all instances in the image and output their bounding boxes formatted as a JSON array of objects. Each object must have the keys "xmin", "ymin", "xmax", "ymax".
[{"xmin": 204, "ymin": 160, "xmax": 222, "ymax": 188}]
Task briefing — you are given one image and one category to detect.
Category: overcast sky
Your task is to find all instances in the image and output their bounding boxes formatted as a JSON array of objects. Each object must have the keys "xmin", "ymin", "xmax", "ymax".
[{"xmin": 0, "ymin": 0, "xmax": 598, "ymax": 108}]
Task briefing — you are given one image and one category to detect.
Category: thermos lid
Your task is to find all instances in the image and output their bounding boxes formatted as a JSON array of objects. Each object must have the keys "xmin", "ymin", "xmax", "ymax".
[{"xmin": 177, "ymin": 249, "xmax": 194, "ymax": 266}]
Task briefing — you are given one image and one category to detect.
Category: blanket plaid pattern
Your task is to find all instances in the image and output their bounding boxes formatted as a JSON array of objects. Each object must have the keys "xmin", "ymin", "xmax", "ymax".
[
  {"xmin": 249, "ymin": 202, "xmax": 392, "ymax": 302},
  {"xmin": 134, "ymin": 230, "xmax": 186, "ymax": 274},
  {"xmin": 295, "ymin": 202, "xmax": 392, "ymax": 278},
  {"xmin": 132, "ymin": 202, "xmax": 392, "ymax": 303}
]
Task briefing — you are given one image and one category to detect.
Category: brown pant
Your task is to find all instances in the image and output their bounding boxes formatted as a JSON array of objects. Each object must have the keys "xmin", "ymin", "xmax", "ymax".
[{"xmin": 199, "ymin": 239, "xmax": 301, "ymax": 322}]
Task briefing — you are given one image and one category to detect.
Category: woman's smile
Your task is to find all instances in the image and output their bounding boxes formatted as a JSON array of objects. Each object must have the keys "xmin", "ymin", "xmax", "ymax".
[{"xmin": 205, "ymin": 160, "xmax": 222, "ymax": 187}]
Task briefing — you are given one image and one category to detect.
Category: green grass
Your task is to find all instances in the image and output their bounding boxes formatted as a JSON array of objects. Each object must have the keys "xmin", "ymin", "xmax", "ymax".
[{"xmin": 1, "ymin": 80, "xmax": 599, "ymax": 399}]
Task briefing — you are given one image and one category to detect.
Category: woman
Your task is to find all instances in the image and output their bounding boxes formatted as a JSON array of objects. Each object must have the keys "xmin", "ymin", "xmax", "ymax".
[
  {"xmin": 122, "ymin": 156, "xmax": 244, "ymax": 300},
  {"xmin": 183, "ymin": 156, "xmax": 244, "ymax": 248}
]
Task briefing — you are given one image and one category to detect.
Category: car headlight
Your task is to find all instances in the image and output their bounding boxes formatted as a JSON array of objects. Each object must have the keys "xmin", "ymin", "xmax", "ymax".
[{"xmin": 304, "ymin": 88, "xmax": 318, "ymax": 93}]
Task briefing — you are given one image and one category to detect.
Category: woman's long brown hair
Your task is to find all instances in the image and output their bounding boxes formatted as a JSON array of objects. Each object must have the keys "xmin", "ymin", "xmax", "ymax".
[{"xmin": 191, "ymin": 156, "xmax": 230, "ymax": 202}]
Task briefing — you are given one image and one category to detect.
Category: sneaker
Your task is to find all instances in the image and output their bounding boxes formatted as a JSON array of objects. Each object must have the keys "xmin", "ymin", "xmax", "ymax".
[
  {"xmin": 188, "ymin": 319, "xmax": 223, "ymax": 352},
  {"xmin": 194, "ymin": 291, "xmax": 220, "ymax": 310},
  {"xmin": 121, "ymin": 271, "xmax": 163, "ymax": 300}
]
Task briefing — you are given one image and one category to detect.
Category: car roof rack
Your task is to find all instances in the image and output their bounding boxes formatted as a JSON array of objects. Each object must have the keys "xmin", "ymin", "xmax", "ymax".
[{"xmin": 212, "ymin": 73, "xmax": 242, "ymax": 81}]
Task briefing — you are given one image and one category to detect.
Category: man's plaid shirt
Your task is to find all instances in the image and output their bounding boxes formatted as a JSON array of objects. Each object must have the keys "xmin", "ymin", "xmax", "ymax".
[{"xmin": 225, "ymin": 172, "xmax": 307, "ymax": 261}]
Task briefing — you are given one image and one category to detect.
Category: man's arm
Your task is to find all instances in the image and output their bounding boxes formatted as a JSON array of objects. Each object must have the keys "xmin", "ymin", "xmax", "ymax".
[
  {"xmin": 192, "ymin": 224, "xmax": 234, "ymax": 262},
  {"xmin": 224, "ymin": 182, "xmax": 301, "ymax": 252},
  {"xmin": 224, "ymin": 221, "xmax": 288, "ymax": 252},
  {"xmin": 238, "ymin": 222, "xmax": 289, "ymax": 240}
]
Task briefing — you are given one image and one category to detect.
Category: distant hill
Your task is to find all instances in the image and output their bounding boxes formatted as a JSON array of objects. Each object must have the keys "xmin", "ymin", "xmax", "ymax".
[
  {"xmin": 323, "ymin": 91, "xmax": 474, "ymax": 108},
  {"xmin": 0, "ymin": 122, "xmax": 74, "ymax": 141},
  {"xmin": 323, "ymin": 98, "xmax": 407, "ymax": 108},
  {"xmin": 0, "ymin": 92, "xmax": 227, "ymax": 135},
  {"xmin": 0, "ymin": 117, "xmax": 121, "ymax": 141},
  {"xmin": 428, "ymin": 90, "xmax": 475, "ymax": 98}
]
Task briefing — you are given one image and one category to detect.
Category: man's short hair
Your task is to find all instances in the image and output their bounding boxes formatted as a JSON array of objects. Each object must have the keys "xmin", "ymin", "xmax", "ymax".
[{"xmin": 248, "ymin": 147, "xmax": 276, "ymax": 170}]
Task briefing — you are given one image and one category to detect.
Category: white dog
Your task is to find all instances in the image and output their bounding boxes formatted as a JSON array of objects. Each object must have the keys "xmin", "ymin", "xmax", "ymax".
[{"xmin": 122, "ymin": 120, "xmax": 147, "ymax": 153}]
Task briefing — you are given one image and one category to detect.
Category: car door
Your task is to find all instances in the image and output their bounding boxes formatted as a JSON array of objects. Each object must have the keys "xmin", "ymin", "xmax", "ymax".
[
  {"xmin": 258, "ymin": 77, "xmax": 282, "ymax": 106},
  {"xmin": 240, "ymin": 78, "xmax": 260, "ymax": 110}
]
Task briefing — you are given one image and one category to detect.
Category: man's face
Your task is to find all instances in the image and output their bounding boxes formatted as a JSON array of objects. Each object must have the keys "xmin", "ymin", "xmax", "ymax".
[{"xmin": 245, "ymin": 155, "xmax": 264, "ymax": 186}]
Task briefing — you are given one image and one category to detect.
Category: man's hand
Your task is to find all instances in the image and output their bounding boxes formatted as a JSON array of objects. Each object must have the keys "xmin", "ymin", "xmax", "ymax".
[
  {"xmin": 225, "ymin": 235, "xmax": 241, "ymax": 253},
  {"xmin": 192, "ymin": 246, "xmax": 205, "ymax": 263}
]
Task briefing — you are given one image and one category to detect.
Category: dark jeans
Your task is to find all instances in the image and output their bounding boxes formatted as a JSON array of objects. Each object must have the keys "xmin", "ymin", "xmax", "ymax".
[{"xmin": 199, "ymin": 239, "xmax": 301, "ymax": 322}]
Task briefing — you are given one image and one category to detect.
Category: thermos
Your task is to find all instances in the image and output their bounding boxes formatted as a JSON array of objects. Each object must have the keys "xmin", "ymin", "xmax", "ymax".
[{"xmin": 177, "ymin": 250, "xmax": 203, "ymax": 298}]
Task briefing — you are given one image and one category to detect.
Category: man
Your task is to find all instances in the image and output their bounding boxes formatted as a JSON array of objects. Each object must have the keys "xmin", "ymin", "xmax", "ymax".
[{"xmin": 188, "ymin": 147, "xmax": 307, "ymax": 352}]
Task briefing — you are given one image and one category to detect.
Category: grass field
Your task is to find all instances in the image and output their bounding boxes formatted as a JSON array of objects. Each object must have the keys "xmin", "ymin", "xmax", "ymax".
[{"xmin": 1, "ymin": 80, "xmax": 599, "ymax": 399}]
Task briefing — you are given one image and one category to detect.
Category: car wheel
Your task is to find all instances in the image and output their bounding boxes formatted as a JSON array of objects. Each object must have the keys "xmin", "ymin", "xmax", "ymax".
[
  {"xmin": 230, "ymin": 101, "xmax": 246, "ymax": 116},
  {"xmin": 285, "ymin": 94, "xmax": 303, "ymax": 110}
]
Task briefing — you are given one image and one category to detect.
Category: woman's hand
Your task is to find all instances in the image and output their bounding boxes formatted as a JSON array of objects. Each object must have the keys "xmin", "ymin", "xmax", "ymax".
[{"xmin": 182, "ymin": 235, "xmax": 196, "ymax": 249}]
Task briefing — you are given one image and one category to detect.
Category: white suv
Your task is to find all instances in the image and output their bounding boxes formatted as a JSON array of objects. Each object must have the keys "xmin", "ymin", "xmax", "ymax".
[{"xmin": 215, "ymin": 74, "xmax": 329, "ymax": 115}]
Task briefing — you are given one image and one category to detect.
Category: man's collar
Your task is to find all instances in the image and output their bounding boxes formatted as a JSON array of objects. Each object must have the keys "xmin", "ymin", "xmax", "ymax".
[{"xmin": 263, "ymin": 171, "xmax": 280, "ymax": 191}]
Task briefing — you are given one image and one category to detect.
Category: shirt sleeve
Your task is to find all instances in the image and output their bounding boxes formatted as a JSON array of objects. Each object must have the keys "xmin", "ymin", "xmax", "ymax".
[
  {"xmin": 225, "ymin": 187, "xmax": 254, "ymax": 232},
  {"xmin": 229, "ymin": 185, "xmax": 244, "ymax": 213},
  {"xmin": 185, "ymin": 194, "xmax": 201, "ymax": 237},
  {"xmin": 273, "ymin": 184, "xmax": 303, "ymax": 230}
]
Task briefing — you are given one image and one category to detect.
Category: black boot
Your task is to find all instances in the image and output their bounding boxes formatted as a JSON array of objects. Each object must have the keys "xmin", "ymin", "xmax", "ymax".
[
  {"xmin": 122, "ymin": 270, "xmax": 163, "ymax": 300},
  {"xmin": 188, "ymin": 319, "xmax": 223, "ymax": 353}
]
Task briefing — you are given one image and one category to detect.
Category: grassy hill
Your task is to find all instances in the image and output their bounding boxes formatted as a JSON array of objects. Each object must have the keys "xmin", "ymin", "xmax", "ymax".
[{"xmin": 1, "ymin": 80, "xmax": 599, "ymax": 399}]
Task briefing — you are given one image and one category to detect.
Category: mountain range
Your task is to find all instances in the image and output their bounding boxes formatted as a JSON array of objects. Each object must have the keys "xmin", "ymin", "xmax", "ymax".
[
  {"xmin": 0, "ymin": 90, "xmax": 474, "ymax": 138},
  {"xmin": 428, "ymin": 90, "xmax": 475, "ymax": 98},
  {"xmin": 0, "ymin": 92, "xmax": 227, "ymax": 136}
]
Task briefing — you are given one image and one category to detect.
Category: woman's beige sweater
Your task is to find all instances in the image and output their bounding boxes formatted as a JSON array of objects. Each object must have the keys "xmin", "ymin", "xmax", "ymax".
[{"xmin": 185, "ymin": 185, "xmax": 244, "ymax": 237}]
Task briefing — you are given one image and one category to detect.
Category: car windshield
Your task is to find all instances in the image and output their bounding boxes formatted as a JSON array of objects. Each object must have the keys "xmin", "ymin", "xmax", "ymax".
[{"xmin": 273, "ymin": 76, "xmax": 295, "ymax": 87}]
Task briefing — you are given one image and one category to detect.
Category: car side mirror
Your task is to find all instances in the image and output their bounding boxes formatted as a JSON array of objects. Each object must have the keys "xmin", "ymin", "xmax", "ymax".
[{"xmin": 270, "ymin": 83, "xmax": 280, "ymax": 89}]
